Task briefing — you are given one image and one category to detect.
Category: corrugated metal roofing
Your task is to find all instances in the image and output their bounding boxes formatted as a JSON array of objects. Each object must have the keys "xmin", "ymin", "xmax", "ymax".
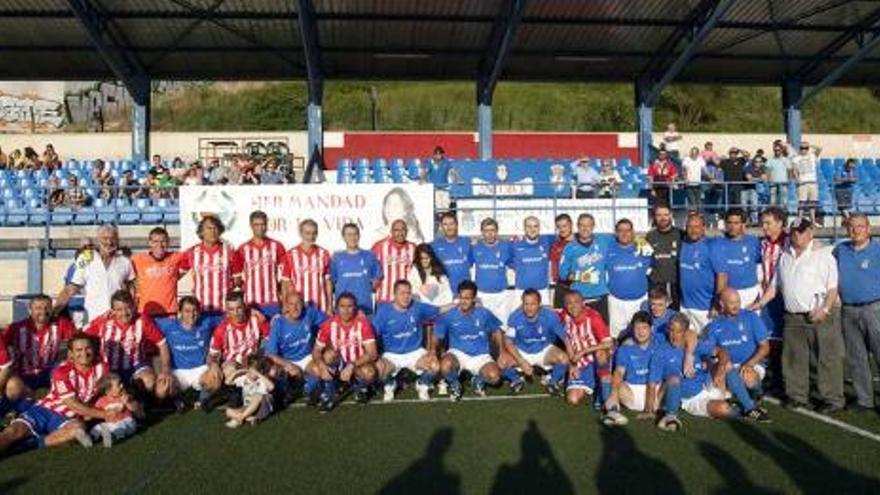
[{"xmin": 2, "ymin": 0, "xmax": 880, "ymax": 86}]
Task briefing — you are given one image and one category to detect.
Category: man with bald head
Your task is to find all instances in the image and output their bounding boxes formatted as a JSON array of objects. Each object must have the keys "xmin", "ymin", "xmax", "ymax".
[
  {"xmin": 265, "ymin": 291, "xmax": 328, "ymax": 404},
  {"xmin": 705, "ymin": 288, "xmax": 770, "ymax": 412},
  {"xmin": 372, "ymin": 219, "xmax": 416, "ymax": 304}
]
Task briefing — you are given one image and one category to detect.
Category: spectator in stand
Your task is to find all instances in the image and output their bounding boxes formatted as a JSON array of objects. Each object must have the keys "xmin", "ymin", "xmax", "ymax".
[
  {"xmin": 744, "ymin": 154, "xmax": 769, "ymax": 225},
  {"xmin": 766, "ymin": 142, "xmax": 792, "ymax": 208},
  {"xmin": 662, "ymin": 123, "xmax": 682, "ymax": 162},
  {"xmin": 720, "ymin": 147, "xmax": 746, "ymax": 210},
  {"xmin": 151, "ymin": 154, "xmax": 163, "ymax": 169},
  {"xmin": 0, "ymin": 146, "xmax": 7, "ymax": 168},
  {"xmin": 259, "ymin": 158, "xmax": 288, "ymax": 185},
  {"xmin": 62, "ymin": 175, "xmax": 89, "ymax": 209},
  {"xmin": 207, "ymin": 159, "xmax": 229, "ymax": 185},
  {"xmin": 574, "ymin": 157, "xmax": 600, "ymax": 199},
  {"xmin": 90, "ymin": 160, "xmax": 108, "ymax": 185},
  {"xmin": 47, "ymin": 175, "xmax": 65, "ymax": 208},
  {"xmin": 23, "ymin": 147, "xmax": 41, "ymax": 169},
  {"xmin": 704, "ymin": 158, "xmax": 725, "ymax": 224},
  {"xmin": 118, "ymin": 170, "xmax": 141, "ymax": 200},
  {"xmin": 427, "ymin": 146, "xmax": 451, "ymax": 185},
  {"xmin": 835, "ymin": 158, "xmax": 858, "ymax": 219},
  {"xmin": 682, "ymin": 146, "xmax": 706, "ymax": 212},
  {"xmin": 156, "ymin": 167, "xmax": 178, "ymax": 198},
  {"xmin": 182, "ymin": 164, "xmax": 203, "ymax": 186},
  {"xmin": 42, "ymin": 144, "xmax": 60, "ymax": 170},
  {"xmin": 647, "ymin": 149, "xmax": 678, "ymax": 207},
  {"xmin": 701, "ymin": 141, "xmax": 720, "ymax": 166},
  {"xmin": 789, "ymin": 141, "xmax": 822, "ymax": 225},
  {"xmin": 597, "ymin": 159, "xmax": 622, "ymax": 198}
]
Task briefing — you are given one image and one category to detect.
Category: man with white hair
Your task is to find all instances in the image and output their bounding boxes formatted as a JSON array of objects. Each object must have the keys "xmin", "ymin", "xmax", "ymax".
[{"xmin": 55, "ymin": 224, "xmax": 135, "ymax": 324}]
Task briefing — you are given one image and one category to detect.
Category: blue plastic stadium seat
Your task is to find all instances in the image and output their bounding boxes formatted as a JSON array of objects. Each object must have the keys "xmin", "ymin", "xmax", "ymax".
[
  {"xmin": 3, "ymin": 188, "xmax": 17, "ymax": 200},
  {"xmin": 118, "ymin": 199, "xmax": 146, "ymax": 224},
  {"xmin": 5, "ymin": 200, "xmax": 27, "ymax": 226},
  {"xmin": 161, "ymin": 199, "xmax": 180, "ymax": 223},
  {"xmin": 141, "ymin": 200, "xmax": 163, "ymax": 224},
  {"xmin": 94, "ymin": 198, "xmax": 117, "ymax": 224},
  {"xmin": 51, "ymin": 207, "xmax": 74, "ymax": 225},
  {"xmin": 74, "ymin": 206, "xmax": 97, "ymax": 225}
]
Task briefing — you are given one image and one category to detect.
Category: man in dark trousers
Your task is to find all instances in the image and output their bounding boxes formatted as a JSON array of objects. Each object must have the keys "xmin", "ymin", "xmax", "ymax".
[{"xmin": 646, "ymin": 204, "xmax": 684, "ymax": 309}]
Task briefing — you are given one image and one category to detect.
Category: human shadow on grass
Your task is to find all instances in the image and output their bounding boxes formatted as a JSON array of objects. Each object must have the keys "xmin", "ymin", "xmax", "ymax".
[
  {"xmin": 379, "ymin": 427, "xmax": 461, "ymax": 495},
  {"xmin": 0, "ymin": 476, "xmax": 28, "ymax": 494},
  {"xmin": 596, "ymin": 426, "xmax": 684, "ymax": 494},
  {"xmin": 490, "ymin": 420, "xmax": 574, "ymax": 495},
  {"xmin": 698, "ymin": 442, "xmax": 782, "ymax": 495},
  {"xmin": 728, "ymin": 420, "xmax": 880, "ymax": 494}
]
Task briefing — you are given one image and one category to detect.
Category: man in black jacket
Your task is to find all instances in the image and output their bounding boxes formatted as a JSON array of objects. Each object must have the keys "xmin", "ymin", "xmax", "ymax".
[{"xmin": 646, "ymin": 204, "xmax": 684, "ymax": 309}]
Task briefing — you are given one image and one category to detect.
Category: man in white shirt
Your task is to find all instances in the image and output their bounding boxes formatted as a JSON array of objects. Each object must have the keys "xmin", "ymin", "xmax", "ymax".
[
  {"xmin": 758, "ymin": 217, "xmax": 843, "ymax": 413},
  {"xmin": 789, "ymin": 142, "xmax": 822, "ymax": 225},
  {"xmin": 682, "ymin": 146, "xmax": 706, "ymax": 212},
  {"xmin": 55, "ymin": 224, "xmax": 135, "ymax": 324},
  {"xmin": 663, "ymin": 123, "xmax": 682, "ymax": 161},
  {"xmin": 573, "ymin": 158, "xmax": 600, "ymax": 199}
]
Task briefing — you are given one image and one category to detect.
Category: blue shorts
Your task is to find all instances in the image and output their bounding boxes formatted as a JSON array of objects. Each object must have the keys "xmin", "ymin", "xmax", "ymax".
[
  {"xmin": 567, "ymin": 363, "xmax": 597, "ymax": 393},
  {"xmin": 257, "ymin": 304, "xmax": 281, "ymax": 320},
  {"xmin": 761, "ymin": 294, "xmax": 785, "ymax": 340},
  {"xmin": 22, "ymin": 370, "xmax": 52, "ymax": 391},
  {"xmin": 0, "ymin": 397, "xmax": 34, "ymax": 416},
  {"xmin": 17, "ymin": 404, "xmax": 70, "ymax": 437}
]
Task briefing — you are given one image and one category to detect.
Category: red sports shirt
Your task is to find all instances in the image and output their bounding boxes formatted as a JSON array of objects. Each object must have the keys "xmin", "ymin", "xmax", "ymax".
[
  {"xmin": 372, "ymin": 237, "xmax": 415, "ymax": 303},
  {"xmin": 2, "ymin": 317, "xmax": 76, "ymax": 377},
  {"xmin": 209, "ymin": 313, "xmax": 269, "ymax": 365},
  {"xmin": 84, "ymin": 312, "xmax": 165, "ymax": 373},
  {"xmin": 549, "ymin": 237, "xmax": 572, "ymax": 285},
  {"xmin": 315, "ymin": 314, "xmax": 376, "ymax": 364},
  {"xmin": 237, "ymin": 237, "xmax": 287, "ymax": 308},
  {"xmin": 558, "ymin": 307, "xmax": 611, "ymax": 368},
  {"xmin": 37, "ymin": 360, "xmax": 109, "ymax": 418},
  {"xmin": 179, "ymin": 242, "xmax": 242, "ymax": 312},
  {"xmin": 281, "ymin": 244, "xmax": 332, "ymax": 312}
]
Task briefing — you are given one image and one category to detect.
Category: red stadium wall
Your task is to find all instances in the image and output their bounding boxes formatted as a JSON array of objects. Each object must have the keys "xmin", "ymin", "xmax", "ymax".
[{"xmin": 323, "ymin": 132, "xmax": 638, "ymax": 168}]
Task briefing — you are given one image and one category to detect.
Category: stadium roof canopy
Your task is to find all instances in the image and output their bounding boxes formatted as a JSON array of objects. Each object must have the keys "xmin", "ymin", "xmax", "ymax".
[{"xmin": 3, "ymin": 0, "xmax": 880, "ymax": 86}]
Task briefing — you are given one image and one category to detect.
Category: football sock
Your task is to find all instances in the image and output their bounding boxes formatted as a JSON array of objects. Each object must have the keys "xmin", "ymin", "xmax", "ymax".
[
  {"xmin": 303, "ymin": 374, "xmax": 320, "ymax": 396},
  {"xmin": 664, "ymin": 380, "xmax": 682, "ymax": 416},
  {"xmin": 726, "ymin": 369, "xmax": 756, "ymax": 412},
  {"xmin": 550, "ymin": 364, "xmax": 567, "ymax": 385},
  {"xmin": 417, "ymin": 372, "xmax": 435, "ymax": 386},
  {"xmin": 502, "ymin": 367, "xmax": 521, "ymax": 383}
]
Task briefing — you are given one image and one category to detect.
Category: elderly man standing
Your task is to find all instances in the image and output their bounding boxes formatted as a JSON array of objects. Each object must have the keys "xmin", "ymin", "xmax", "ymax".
[
  {"xmin": 55, "ymin": 224, "xmax": 134, "ymax": 324},
  {"xmin": 834, "ymin": 213, "xmax": 880, "ymax": 413},
  {"xmin": 763, "ymin": 217, "xmax": 843, "ymax": 412}
]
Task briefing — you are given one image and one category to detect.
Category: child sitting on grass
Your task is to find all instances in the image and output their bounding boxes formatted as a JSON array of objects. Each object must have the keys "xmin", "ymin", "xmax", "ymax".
[
  {"xmin": 90, "ymin": 373, "xmax": 143, "ymax": 447},
  {"xmin": 225, "ymin": 354, "xmax": 274, "ymax": 428}
]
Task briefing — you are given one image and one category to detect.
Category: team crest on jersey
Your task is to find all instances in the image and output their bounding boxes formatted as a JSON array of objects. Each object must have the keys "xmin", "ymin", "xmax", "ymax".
[{"xmin": 862, "ymin": 259, "xmax": 870, "ymax": 270}]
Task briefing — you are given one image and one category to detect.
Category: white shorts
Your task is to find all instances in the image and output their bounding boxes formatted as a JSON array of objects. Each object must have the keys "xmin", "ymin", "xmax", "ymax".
[
  {"xmin": 681, "ymin": 308, "xmax": 711, "ymax": 336},
  {"xmin": 286, "ymin": 356, "xmax": 311, "ymax": 371},
  {"xmin": 90, "ymin": 417, "xmax": 137, "ymax": 441},
  {"xmin": 734, "ymin": 363, "xmax": 766, "ymax": 381},
  {"xmin": 797, "ymin": 182, "xmax": 818, "ymax": 202},
  {"xmin": 681, "ymin": 384, "xmax": 726, "ymax": 417},
  {"xmin": 173, "ymin": 365, "xmax": 208, "ymax": 392},
  {"xmin": 481, "ymin": 290, "xmax": 518, "ymax": 325},
  {"xmin": 608, "ymin": 294, "xmax": 647, "ymax": 338},
  {"xmin": 621, "ymin": 383, "xmax": 647, "ymax": 411},
  {"xmin": 517, "ymin": 346, "xmax": 555, "ymax": 368},
  {"xmin": 448, "ymin": 349, "xmax": 494, "ymax": 375},
  {"xmin": 737, "ymin": 285, "xmax": 761, "ymax": 308},
  {"xmin": 384, "ymin": 349, "xmax": 427, "ymax": 375}
]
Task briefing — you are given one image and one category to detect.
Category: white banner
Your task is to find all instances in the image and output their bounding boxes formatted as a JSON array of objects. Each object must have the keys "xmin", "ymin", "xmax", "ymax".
[
  {"xmin": 179, "ymin": 184, "xmax": 435, "ymax": 252},
  {"xmin": 456, "ymin": 198, "xmax": 650, "ymax": 236}
]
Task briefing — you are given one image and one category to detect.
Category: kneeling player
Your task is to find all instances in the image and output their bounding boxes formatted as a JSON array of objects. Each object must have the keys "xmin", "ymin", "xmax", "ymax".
[
  {"xmin": 435, "ymin": 281, "xmax": 506, "ymax": 401},
  {"xmin": 374, "ymin": 280, "xmax": 449, "ymax": 402},
  {"xmin": 264, "ymin": 291, "xmax": 328, "ymax": 405},
  {"xmin": 603, "ymin": 311, "xmax": 655, "ymax": 425},
  {"xmin": 156, "ymin": 296, "xmax": 218, "ymax": 410},
  {"xmin": 498, "ymin": 289, "xmax": 569, "ymax": 395},
  {"xmin": 207, "ymin": 292, "xmax": 269, "ymax": 407},
  {"xmin": 311, "ymin": 293, "xmax": 379, "ymax": 411},
  {"xmin": 559, "ymin": 291, "xmax": 613, "ymax": 408}
]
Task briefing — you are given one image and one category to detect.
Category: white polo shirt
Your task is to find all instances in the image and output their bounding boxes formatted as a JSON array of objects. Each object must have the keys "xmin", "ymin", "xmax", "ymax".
[
  {"xmin": 70, "ymin": 250, "xmax": 135, "ymax": 322},
  {"xmin": 775, "ymin": 240, "xmax": 838, "ymax": 313}
]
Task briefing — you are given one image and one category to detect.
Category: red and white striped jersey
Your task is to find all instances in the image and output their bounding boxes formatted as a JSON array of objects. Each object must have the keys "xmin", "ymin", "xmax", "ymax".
[
  {"xmin": 179, "ymin": 242, "xmax": 242, "ymax": 312},
  {"xmin": 372, "ymin": 238, "xmax": 415, "ymax": 303},
  {"xmin": 2, "ymin": 317, "xmax": 76, "ymax": 377},
  {"xmin": 237, "ymin": 237, "xmax": 286, "ymax": 308},
  {"xmin": 315, "ymin": 314, "xmax": 376, "ymax": 364},
  {"xmin": 209, "ymin": 313, "xmax": 269, "ymax": 365},
  {"xmin": 37, "ymin": 360, "xmax": 109, "ymax": 418},
  {"xmin": 84, "ymin": 312, "xmax": 166, "ymax": 373},
  {"xmin": 281, "ymin": 244, "xmax": 332, "ymax": 312},
  {"xmin": 558, "ymin": 307, "xmax": 611, "ymax": 368},
  {"xmin": 761, "ymin": 233, "xmax": 789, "ymax": 290}
]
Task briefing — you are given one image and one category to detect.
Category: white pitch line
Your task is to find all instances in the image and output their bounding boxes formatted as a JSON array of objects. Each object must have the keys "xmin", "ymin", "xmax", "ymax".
[
  {"xmin": 284, "ymin": 393, "xmax": 554, "ymax": 409},
  {"xmin": 764, "ymin": 397, "xmax": 880, "ymax": 444}
]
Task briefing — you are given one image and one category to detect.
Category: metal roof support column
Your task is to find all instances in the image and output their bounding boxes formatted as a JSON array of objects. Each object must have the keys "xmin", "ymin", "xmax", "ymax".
[
  {"xmin": 298, "ymin": 0, "xmax": 324, "ymax": 166},
  {"xmin": 782, "ymin": 79, "xmax": 802, "ymax": 148},
  {"xmin": 477, "ymin": 0, "xmax": 526, "ymax": 160},
  {"xmin": 26, "ymin": 245, "xmax": 42, "ymax": 294},
  {"xmin": 635, "ymin": 78, "xmax": 654, "ymax": 169},
  {"xmin": 131, "ymin": 76, "xmax": 151, "ymax": 163}
]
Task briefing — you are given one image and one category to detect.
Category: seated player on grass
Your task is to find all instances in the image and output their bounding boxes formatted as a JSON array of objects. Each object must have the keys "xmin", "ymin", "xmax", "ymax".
[
  {"xmin": 705, "ymin": 288, "xmax": 770, "ymax": 403},
  {"xmin": 603, "ymin": 311, "xmax": 656, "ymax": 426},
  {"xmin": 0, "ymin": 333, "xmax": 111, "ymax": 453},
  {"xmin": 156, "ymin": 296, "xmax": 217, "ymax": 411},
  {"xmin": 264, "ymin": 291, "xmax": 328, "ymax": 406},
  {"xmin": 374, "ymin": 280, "xmax": 454, "ymax": 402},
  {"xmin": 311, "ymin": 293, "xmax": 379, "ymax": 412},
  {"xmin": 646, "ymin": 313, "xmax": 769, "ymax": 432},
  {"xmin": 558, "ymin": 291, "xmax": 613, "ymax": 408},
  {"xmin": 498, "ymin": 289, "xmax": 569, "ymax": 396},
  {"xmin": 435, "ymin": 281, "xmax": 509, "ymax": 401},
  {"xmin": 206, "ymin": 291, "xmax": 269, "ymax": 409},
  {"xmin": 84, "ymin": 290, "xmax": 173, "ymax": 402}
]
